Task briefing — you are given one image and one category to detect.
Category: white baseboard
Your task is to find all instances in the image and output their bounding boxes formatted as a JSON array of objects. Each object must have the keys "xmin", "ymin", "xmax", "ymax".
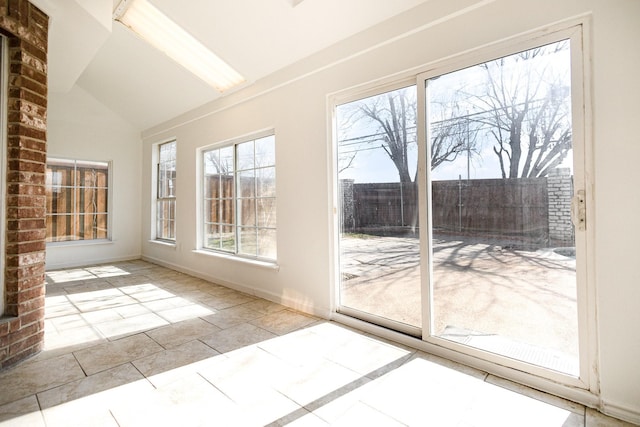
[
  {"xmin": 141, "ymin": 255, "xmax": 331, "ymax": 319},
  {"xmin": 46, "ymin": 254, "xmax": 141, "ymax": 271}
]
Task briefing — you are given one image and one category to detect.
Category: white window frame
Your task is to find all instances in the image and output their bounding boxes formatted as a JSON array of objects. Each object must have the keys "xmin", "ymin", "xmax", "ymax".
[
  {"xmin": 330, "ymin": 21, "xmax": 596, "ymax": 405},
  {"xmin": 155, "ymin": 140, "xmax": 177, "ymax": 243},
  {"xmin": 200, "ymin": 130, "xmax": 277, "ymax": 263}
]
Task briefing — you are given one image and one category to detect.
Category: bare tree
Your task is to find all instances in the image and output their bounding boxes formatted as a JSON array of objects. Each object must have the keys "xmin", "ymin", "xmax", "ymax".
[
  {"xmin": 351, "ymin": 86, "xmax": 475, "ymax": 183},
  {"xmin": 472, "ymin": 42, "xmax": 572, "ymax": 178}
]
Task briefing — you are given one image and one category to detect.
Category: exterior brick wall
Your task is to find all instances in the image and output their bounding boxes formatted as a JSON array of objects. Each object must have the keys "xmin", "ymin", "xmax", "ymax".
[
  {"xmin": 0, "ymin": 0, "xmax": 48, "ymax": 369},
  {"xmin": 547, "ymin": 167, "xmax": 574, "ymax": 246}
]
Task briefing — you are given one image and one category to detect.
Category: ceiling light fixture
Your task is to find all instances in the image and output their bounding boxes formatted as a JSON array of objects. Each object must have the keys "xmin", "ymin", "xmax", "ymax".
[{"xmin": 113, "ymin": 0, "xmax": 245, "ymax": 92}]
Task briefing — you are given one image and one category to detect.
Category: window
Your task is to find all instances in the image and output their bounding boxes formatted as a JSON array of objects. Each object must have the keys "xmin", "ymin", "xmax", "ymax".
[
  {"xmin": 156, "ymin": 140, "xmax": 176, "ymax": 241},
  {"xmin": 203, "ymin": 133, "xmax": 276, "ymax": 261},
  {"xmin": 46, "ymin": 158, "xmax": 110, "ymax": 243}
]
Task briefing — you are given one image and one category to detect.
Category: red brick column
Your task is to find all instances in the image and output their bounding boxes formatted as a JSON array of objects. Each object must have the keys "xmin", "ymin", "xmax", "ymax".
[{"xmin": 0, "ymin": 0, "xmax": 49, "ymax": 369}]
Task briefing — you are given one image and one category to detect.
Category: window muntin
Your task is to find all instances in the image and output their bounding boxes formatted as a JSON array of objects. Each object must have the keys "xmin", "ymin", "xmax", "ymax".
[
  {"xmin": 203, "ymin": 134, "xmax": 276, "ymax": 261},
  {"xmin": 156, "ymin": 140, "xmax": 176, "ymax": 241},
  {"xmin": 46, "ymin": 158, "xmax": 110, "ymax": 243}
]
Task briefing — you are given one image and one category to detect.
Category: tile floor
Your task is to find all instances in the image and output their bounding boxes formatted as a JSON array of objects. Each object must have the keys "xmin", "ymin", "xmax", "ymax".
[{"xmin": 0, "ymin": 260, "xmax": 636, "ymax": 426}]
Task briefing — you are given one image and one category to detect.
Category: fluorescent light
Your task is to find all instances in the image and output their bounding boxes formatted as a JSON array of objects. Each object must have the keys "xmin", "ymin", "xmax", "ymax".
[{"xmin": 114, "ymin": 0, "xmax": 245, "ymax": 92}]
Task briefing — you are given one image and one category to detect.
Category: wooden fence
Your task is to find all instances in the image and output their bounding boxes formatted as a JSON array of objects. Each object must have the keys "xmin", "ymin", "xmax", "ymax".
[{"xmin": 341, "ymin": 178, "xmax": 550, "ymax": 246}]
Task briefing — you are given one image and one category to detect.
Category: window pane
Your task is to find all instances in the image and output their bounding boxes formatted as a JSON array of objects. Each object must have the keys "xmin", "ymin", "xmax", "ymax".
[
  {"xmin": 258, "ymin": 229, "xmax": 277, "ymax": 259},
  {"xmin": 156, "ymin": 200, "xmax": 176, "ymax": 240},
  {"xmin": 237, "ymin": 140, "xmax": 255, "ymax": 170},
  {"xmin": 239, "ymin": 198, "xmax": 256, "ymax": 226},
  {"xmin": 220, "ymin": 199, "xmax": 234, "ymax": 225},
  {"xmin": 427, "ymin": 40, "xmax": 578, "ymax": 375},
  {"xmin": 238, "ymin": 170, "xmax": 255, "ymax": 198},
  {"xmin": 255, "ymin": 135, "xmax": 275, "ymax": 167},
  {"xmin": 80, "ymin": 187, "xmax": 108, "ymax": 214},
  {"xmin": 46, "ymin": 214, "xmax": 75, "ymax": 242},
  {"xmin": 239, "ymin": 227, "xmax": 257, "ymax": 256},
  {"xmin": 204, "ymin": 223, "xmax": 220, "ymax": 249},
  {"xmin": 219, "ymin": 146, "xmax": 235, "ymax": 174},
  {"xmin": 257, "ymin": 198, "xmax": 276, "ymax": 228},
  {"xmin": 257, "ymin": 167, "xmax": 276, "ymax": 197},
  {"xmin": 78, "ymin": 213, "xmax": 108, "ymax": 240},
  {"xmin": 221, "ymin": 225, "xmax": 235, "ymax": 252},
  {"xmin": 337, "ymin": 85, "xmax": 421, "ymax": 329},
  {"xmin": 47, "ymin": 187, "xmax": 73, "ymax": 215}
]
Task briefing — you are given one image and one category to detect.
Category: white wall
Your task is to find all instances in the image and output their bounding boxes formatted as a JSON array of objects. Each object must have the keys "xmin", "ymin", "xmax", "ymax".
[
  {"xmin": 46, "ymin": 85, "xmax": 142, "ymax": 269},
  {"xmin": 140, "ymin": 0, "xmax": 640, "ymax": 422}
]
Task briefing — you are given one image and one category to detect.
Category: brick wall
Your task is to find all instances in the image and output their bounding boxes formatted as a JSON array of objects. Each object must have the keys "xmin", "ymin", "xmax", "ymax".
[
  {"xmin": 0, "ymin": 0, "xmax": 48, "ymax": 369},
  {"xmin": 547, "ymin": 167, "xmax": 574, "ymax": 246}
]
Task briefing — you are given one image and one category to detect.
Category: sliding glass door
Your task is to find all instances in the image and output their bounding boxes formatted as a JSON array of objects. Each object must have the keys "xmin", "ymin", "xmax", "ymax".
[{"xmin": 336, "ymin": 28, "xmax": 588, "ymax": 383}]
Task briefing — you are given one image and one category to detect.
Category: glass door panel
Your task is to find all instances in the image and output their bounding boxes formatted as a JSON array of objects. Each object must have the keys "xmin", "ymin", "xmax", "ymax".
[
  {"xmin": 426, "ymin": 40, "xmax": 580, "ymax": 375},
  {"xmin": 337, "ymin": 85, "xmax": 422, "ymax": 331}
]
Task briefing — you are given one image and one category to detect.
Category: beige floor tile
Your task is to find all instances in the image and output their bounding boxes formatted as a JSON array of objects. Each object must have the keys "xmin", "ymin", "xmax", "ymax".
[
  {"xmin": 304, "ymin": 376, "xmax": 376, "ymax": 424},
  {"xmin": 250, "ymin": 309, "xmax": 318, "ymax": 335},
  {"xmin": 37, "ymin": 363, "xmax": 147, "ymax": 409},
  {"xmin": 241, "ymin": 298, "xmax": 288, "ymax": 315},
  {"xmin": 200, "ymin": 322, "xmax": 277, "ymax": 353},
  {"xmin": 41, "ymin": 324, "xmax": 107, "ymax": 359},
  {"xmin": 0, "ymin": 395, "xmax": 45, "ymax": 426},
  {"xmin": 154, "ymin": 303, "xmax": 216, "ymax": 323},
  {"xmin": 141, "ymin": 296, "xmax": 193, "ymax": 312},
  {"xmin": 359, "ymin": 355, "xmax": 486, "ymax": 426},
  {"xmin": 132, "ymin": 339, "xmax": 219, "ymax": 378},
  {"xmin": 272, "ymin": 359, "xmax": 364, "ymax": 408},
  {"xmin": 73, "ymin": 333, "xmax": 164, "ymax": 375},
  {"xmin": 0, "ymin": 353, "xmax": 85, "ymax": 406},
  {"xmin": 322, "ymin": 331, "xmax": 414, "ymax": 377},
  {"xmin": 199, "ymin": 290, "xmax": 257, "ymax": 310},
  {"xmin": 331, "ymin": 401, "xmax": 406, "ymax": 426},
  {"xmin": 257, "ymin": 327, "xmax": 332, "ymax": 366},
  {"xmin": 111, "ymin": 373, "xmax": 240, "ymax": 427},
  {"xmin": 198, "ymin": 346, "xmax": 292, "ymax": 388},
  {"xmin": 461, "ymin": 379, "xmax": 586, "ymax": 427},
  {"xmin": 207, "ymin": 373, "xmax": 301, "ymax": 426},
  {"xmin": 40, "ymin": 366, "xmax": 152, "ymax": 427},
  {"xmin": 266, "ymin": 407, "xmax": 330, "ymax": 427},
  {"xmin": 145, "ymin": 318, "xmax": 221, "ymax": 348},
  {"xmin": 201, "ymin": 303, "xmax": 265, "ymax": 329},
  {"xmin": 80, "ymin": 308, "xmax": 123, "ymax": 324},
  {"xmin": 67, "ymin": 288, "xmax": 138, "ymax": 312},
  {"xmin": 112, "ymin": 302, "xmax": 152, "ymax": 318},
  {"xmin": 62, "ymin": 280, "xmax": 114, "ymax": 295},
  {"xmin": 94, "ymin": 312, "xmax": 170, "ymax": 340},
  {"xmin": 118, "ymin": 283, "xmax": 177, "ymax": 303},
  {"xmin": 48, "ymin": 313, "xmax": 91, "ymax": 332},
  {"xmin": 44, "ymin": 295, "xmax": 80, "ymax": 318}
]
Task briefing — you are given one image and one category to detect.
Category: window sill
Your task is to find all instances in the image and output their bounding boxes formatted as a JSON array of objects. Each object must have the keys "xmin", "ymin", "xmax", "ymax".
[
  {"xmin": 192, "ymin": 249, "xmax": 279, "ymax": 271},
  {"xmin": 47, "ymin": 239, "xmax": 113, "ymax": 248},
  {"xmin": 148, "ymin": 239, "xmax": 177, "ymax": 249}
]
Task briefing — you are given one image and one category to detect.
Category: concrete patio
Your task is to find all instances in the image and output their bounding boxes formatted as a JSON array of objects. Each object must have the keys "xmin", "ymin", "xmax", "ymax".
[{"xmin": 340, "ymin": 234, "xmax": 579, "ymax": 375}]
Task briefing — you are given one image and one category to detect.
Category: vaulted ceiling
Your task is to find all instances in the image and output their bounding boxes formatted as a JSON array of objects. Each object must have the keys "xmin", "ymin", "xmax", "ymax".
[{"xmin": 34, "ymin": 0, "xmax": 430, "ymax": 130}]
